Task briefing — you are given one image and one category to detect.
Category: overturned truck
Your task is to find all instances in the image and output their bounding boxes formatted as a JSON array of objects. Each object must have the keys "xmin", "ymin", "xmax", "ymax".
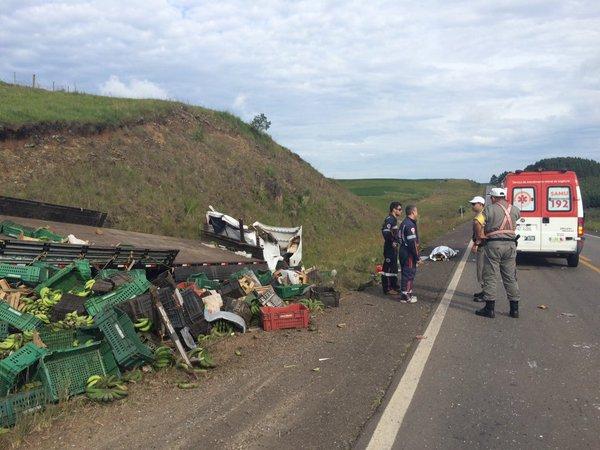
[{"xmin": 202, "ymin": 206, "xmax": 302, "ymax": 272}]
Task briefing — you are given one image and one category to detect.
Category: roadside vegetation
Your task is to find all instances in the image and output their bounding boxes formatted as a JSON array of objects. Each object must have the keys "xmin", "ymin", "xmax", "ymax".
[{"xmin": 338, "ymin": 179, "xmax": 483, "ymax": 246}]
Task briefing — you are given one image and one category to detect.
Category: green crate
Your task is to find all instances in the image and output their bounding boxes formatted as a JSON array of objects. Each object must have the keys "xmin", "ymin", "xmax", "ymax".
[
  {"xmin": 228, "ymin": 268, "xmax": 255, "ymax": 282},
  {"xmin": 84, "ymin": 277, "xmax": 151, "ymax": 317},
  {"xmin": 253, "ymin": 269, "xmax": 272, "ymax": 286},
  {"xmin": 0, "ymin": 387, "xmax": 48, "ymax": 427},
  {"xmin": 32, "ymin": 228, "xmax": 64, "ymax": 243},
  {"xmin": 36, "ymin": 341, "xmax": 120, "ymax": 402},
  {"xmin": 0, "ymin": 263, "xmax": 48, "ymax": 284},
  {"xmin": 0, "ymin": 221, "xmax": 35, "ymax": 239},
  {"xmin": 0, "ymin": 303, "xmax": 42, "ymax": 332},
  {"xmin": 187, "ymin": 272, "xmax": 221, "ymax": 290},
  {"xmin": 273, "ymin": 284, "xmax": 311, "ymax": 299},
  {"xmin": 94, "ymin": 308, "xmax": 153, "ymax": 369},
  {"xmin": 96, "ymin": 269, "xmax": 119, "ymax": 279},
  {"xmin": 0, "ymin": 343, "xmax": 48, "ymax": 396},
  {"xmin": 34, "ymin": 260, "xmax": 91, "ymax": 294},
  {"xmin": 38, "ymin": 327, "xmax": 101, "ymax": 352},
  {"xmin": 0, "ymin": 321, "xmax": 8, "ymax": 340}
]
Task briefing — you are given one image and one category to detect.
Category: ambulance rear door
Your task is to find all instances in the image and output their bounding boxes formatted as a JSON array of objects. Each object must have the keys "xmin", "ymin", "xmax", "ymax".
[
  {"xmin": 509, "ymin": 174, "xmax": 541, "ymax": 252},
  {"xmin": 540, "ymin": 173, "xmax": 578, "ymax": 253}
]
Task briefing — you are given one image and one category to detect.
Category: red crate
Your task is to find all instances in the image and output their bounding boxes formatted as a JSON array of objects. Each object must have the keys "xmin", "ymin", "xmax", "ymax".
[{"xmin": 260, "ymin": 304, "xmax": 309, "ymax": 331}]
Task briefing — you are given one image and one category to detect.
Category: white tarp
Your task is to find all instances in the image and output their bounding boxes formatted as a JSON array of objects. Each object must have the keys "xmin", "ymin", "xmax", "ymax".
[{"xmin": 429, "ymin": 246, "xmax": 458, "ymax": 261}]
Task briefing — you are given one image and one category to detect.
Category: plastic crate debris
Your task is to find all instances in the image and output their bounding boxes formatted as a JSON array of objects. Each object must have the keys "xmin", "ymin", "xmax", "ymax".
[
  {"xmin": 181, "ymin": 288, "xmax": 204, "ymax": 322},
  {"xmin": 38, "ymin": 327, "xmax": 101, "ymax": 352},
  {"xmin": 0, "ymin": 343, "xmax": 48, "ymax": 396},
  {"xmin": 84, "ymin": 276, "xmax": 151, "ymax": 317},
  {"xmin": 253, "ymin": 269, "xmax": 272, "ymax": 286},
  {"xmin": 0, "ymin": 302, "xmax": 43, "ymax": 332},
  {"xmin": 94, "ymin": 307, "xmax": 154, "ymax": 369},
  {"xmin": 274, "ymin": 283, "xmax": 311, "ymax": 299},
  {"xmin": 309, "ymin": 286, "xmax": 340, "ymax": 308},
  {"xmin": 121, "ymin": 292, "xmax": 157, "ymax": 323},
  {"xmin": 0, "ymin": 263, "xmax": 49, "ymax": 285},
  {"xmin": 187, "ymin": 272, "xmax": 221, "ymax": 290},
  {"xmin": 260, "ymin": 304, "xmax": 309, "ymax": 331},
  {"xmin": 0, "ymin": 387, "xmax": 48, "ymax": 427},
  {"xmin": 49, "ymin": 293, "xmax": 87, "ymax": 322},
  {"xmin": 254, "ymin": 286, "xmax": 284, "ymax": 307},
  {"xmin": 36, "ymin": 340, "xmax": 120, "ymax": 402},
  {"xmin": 157, "ymin": 287, "xmax": 185, "ymax": 329},
  {"xmin": 0, "ymin": 321, "xmax": 8, "ymax": 340},
  {"xmin": 34, "ymin": 260, "xmax": 91, "ymax": 294}
]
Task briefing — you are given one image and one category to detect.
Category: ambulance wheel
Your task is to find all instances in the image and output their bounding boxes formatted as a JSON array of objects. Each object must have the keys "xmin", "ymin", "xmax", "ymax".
[{"xmin": 567, "ymin": 254, "xmax": 579, "ymax": 267}]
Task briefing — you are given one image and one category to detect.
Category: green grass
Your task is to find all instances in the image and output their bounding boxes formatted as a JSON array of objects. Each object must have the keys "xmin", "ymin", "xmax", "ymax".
[
  {"xmin": 585, "ymin": 208, "xmax": 600, "ymax": 234},
  {"xmin": 0, "ymin": 81, "xmax": 186, "ymax": 127},
  {"xmin": 338, "ymin": 178, "xmax": 483, "ymax": 246}
]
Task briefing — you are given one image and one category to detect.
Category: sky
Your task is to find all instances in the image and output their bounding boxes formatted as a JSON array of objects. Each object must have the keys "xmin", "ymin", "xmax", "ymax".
[{"xmin": 1, "ymin": 0, "xmax": 600, "ymax": 181}]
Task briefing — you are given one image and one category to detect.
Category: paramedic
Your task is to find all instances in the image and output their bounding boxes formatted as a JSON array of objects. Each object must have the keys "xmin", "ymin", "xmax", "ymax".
[
  {"xmin": 381, "ymin": 201, "xmax": 402, "ymax": 295},
  {"xmin": 398, "ymin": 205, "xmax": 419, "ymax": 303}
]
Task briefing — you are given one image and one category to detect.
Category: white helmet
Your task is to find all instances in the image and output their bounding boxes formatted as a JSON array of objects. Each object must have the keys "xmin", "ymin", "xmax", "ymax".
[{"xmin": 490, "ymin": 187, "xmax": 507, "ymax": 198}]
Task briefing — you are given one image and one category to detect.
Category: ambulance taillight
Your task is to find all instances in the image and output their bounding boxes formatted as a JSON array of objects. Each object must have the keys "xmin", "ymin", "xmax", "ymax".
[{"xmin": 578, "ymin": 217, "xmax": 585, "ymax": 237}]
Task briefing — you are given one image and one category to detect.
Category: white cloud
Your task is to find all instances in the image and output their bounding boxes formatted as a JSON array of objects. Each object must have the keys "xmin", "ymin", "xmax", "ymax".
[
  {"xmin": 99, "ymin": 75, "xmax": 168, "ymax": 99},
  {"xmin": 1, "ymin": 0, "xmax": 600, "ymax": 180}
]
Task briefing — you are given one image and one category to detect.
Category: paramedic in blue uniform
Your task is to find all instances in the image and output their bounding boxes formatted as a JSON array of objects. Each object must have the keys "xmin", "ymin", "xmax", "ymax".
[
  {"xmin": 381, "ymin": 201, "xmax": 402, "ymax": 295},
  {"xmin": 399, "ymin": 205, "xmax": 419, "ymax": 303}
]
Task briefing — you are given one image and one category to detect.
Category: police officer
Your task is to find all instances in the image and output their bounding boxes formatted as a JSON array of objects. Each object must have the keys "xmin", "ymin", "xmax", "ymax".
[
  {"xmin": 469, "ymin": 195, "xmax": 486, "ymax": 301},
  {"xmin": 381, "ymin": 201, "xmax": 402, "ymax": 295},
  {"xmin": 398, "ymin": 205, "xmax": 419, "ymax": 303},
  {"xmin": 476, "ymin": 188, "xmax": 521, "ymax": 318}
]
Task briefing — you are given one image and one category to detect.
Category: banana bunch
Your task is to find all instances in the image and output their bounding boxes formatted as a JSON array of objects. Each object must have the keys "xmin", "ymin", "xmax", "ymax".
[
  {"xmin": 133, "ymin": 317, "xmax": 153, "ymax": 332},
  {"xmin": 70, "ymin": 280, "xmax": 95, "ymax": 297},
  {"xmin": 38, "ymin": 287, "xmax": 62, "ymax": 307},
  {"xmin": 188, "ymin": 347, "xmax": 215, "ymax": 369},
  {"xmin": 85, "ymin": 375, "xmax": 128, "ymax": 402},
  {"xmin": 153, "ymin": 346, "xmax": 174, "ymax": 370},
  {"xmin": 54, "ymin": 311, "xmax": 94, "ymax": 329},
  {"xmin": 0, "ymin": 333, "xmax": 24, "ymax": 351},
  {"xmin": 122, "ymin": 369, "xmax": 143, "ymax": 384},
  {"xmin": 212, "ymin": 320, "xmax": 234, "ymax": 335}
]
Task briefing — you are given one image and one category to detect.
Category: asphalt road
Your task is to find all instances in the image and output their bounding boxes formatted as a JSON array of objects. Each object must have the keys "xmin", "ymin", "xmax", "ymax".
[{"xmin": 360, "ymin": 233, "xmax": 600, "ymax": 449}]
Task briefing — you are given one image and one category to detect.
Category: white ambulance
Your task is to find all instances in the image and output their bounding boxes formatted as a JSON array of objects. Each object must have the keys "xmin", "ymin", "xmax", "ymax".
[{"xmin": 504, "ymin": 170, "xmax": 585, "ymax": 267}]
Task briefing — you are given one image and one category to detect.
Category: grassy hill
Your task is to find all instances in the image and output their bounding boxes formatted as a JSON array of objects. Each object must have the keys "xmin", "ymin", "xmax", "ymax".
[
  {"xmin": 0, "ymin": 81, "xmax": 480, "ymax": 286},
  {"xmin": 338, "ymin": 179, "xmax": 482, "ymax": 245}
]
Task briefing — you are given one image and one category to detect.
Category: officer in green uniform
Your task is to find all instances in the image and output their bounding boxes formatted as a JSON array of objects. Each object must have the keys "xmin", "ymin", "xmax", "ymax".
[{"xmin": 476, "ymin": 188, "xmax": 521, "ymax": 319}]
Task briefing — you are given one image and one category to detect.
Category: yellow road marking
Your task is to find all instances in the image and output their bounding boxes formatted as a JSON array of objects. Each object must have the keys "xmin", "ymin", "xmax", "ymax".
[
  {"xmin": 580, "ymin": 258, "xmax": 600, "ymax": 275},
  {"xmin": 580, "ymin": 255, "xmax": 592, "ymax": 262}
]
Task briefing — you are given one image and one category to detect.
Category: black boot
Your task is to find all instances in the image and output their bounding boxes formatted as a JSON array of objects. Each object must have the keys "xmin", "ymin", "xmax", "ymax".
[
  {"xmin": 475, "ymin": 301, "xmax": 495, "ymax": 318},
  {"xmin": 509, "ymin": 301, "xmax": 519, "ymax": 318},
  {"xmin": 473, "ymin": 291, "xmax": 485, "ymax": 302}
]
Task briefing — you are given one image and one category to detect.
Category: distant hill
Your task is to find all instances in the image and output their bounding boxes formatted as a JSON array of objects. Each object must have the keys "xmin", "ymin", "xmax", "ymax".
[{"xmin": 490, "ymin": 157, "xmax": 600, "ymax": 208}]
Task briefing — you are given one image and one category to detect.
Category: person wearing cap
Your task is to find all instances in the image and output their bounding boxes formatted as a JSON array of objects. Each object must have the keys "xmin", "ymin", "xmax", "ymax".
[
  {"xmin": 476, "ymin": 187, "xmax": 521, "ymax": 319},
  {"xmin": 398, "ymin": 205, "xmax": 419, "ymax": 303},
  {"xmin": 469, "ymin": 195, "xmax": 486, "ymax": 301},
  {"xmin": 381, "ymin": 201, "xmax": 403, "ymax": 296}
]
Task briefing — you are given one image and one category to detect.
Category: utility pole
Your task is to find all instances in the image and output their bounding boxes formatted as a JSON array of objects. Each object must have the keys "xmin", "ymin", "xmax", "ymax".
[{"xmin": 32, "ymin": 74, "xmax": 36, "ymax": 88}]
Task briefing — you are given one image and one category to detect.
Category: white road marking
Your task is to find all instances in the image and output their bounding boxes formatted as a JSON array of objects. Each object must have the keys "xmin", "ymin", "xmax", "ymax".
[
  {"xmin": 584, "ymin": 233, "xmax": 600, "ymax": 239},
  {"xmin": 366, "ymin": 240, "xmax": 473, "ymax": 450}
]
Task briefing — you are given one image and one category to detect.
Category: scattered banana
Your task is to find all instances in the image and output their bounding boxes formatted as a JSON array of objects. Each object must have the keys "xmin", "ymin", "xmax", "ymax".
[
  {"xmin": 153, "ymin": 346, "xmax": 174, "ymax": 370},
  {"xmin": 85, "ymin": 375, "xmax": 128, "ymax": 402},
  {"xmin": 53, "ymin": 311, "xmax": 93, "ymax": 329},
  {"xmin": 134, "ymin": 318, "xmax": 153, "ymax": 332}
]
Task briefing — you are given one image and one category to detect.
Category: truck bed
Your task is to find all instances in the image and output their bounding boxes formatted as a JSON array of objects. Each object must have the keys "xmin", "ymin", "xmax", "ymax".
[{"xmin": 0, "ymin": 214, "xmax": 262, "ymax": 266}]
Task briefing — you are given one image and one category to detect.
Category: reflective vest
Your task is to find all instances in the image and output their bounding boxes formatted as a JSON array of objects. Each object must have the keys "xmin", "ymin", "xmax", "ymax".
[{"xmin": 486, "ymin": 202, "xmax": 516, "ymax": 238}]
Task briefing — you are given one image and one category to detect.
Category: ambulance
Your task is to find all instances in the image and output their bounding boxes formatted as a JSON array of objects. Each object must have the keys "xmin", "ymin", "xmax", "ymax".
[{"xmin": 503, "ymin": 170, "xmax": 584, "ymax": 267}]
